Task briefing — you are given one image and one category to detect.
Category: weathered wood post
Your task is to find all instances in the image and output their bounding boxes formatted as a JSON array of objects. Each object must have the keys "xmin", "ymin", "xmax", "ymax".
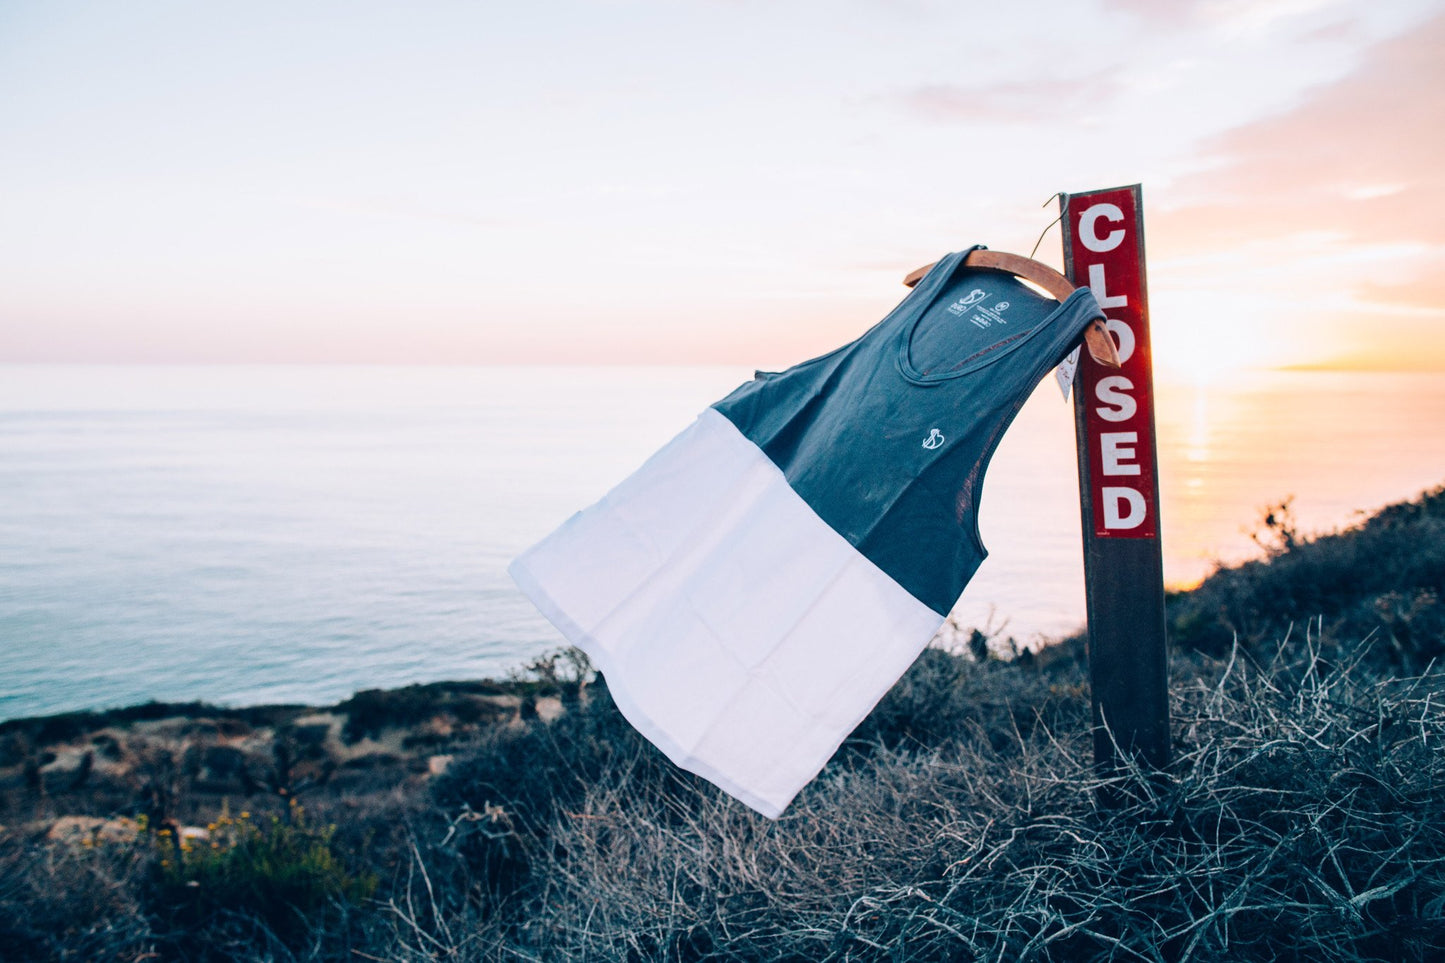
[{"xmin": 1059, "ymin": 185, "xmax": 1171, "ymax": 786}]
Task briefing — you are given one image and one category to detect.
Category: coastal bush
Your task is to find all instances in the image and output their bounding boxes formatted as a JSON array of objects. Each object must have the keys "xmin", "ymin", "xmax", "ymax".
[
  {"xmin": 0, "ymin": 701, "xmax": 295, "ymax": 753},
  {"xmin": 7, "ymin": 635, "xmax": 1445, "ymax": 961},
  {"xmin": 849, "ymin": 644, "xmax": 1091, "ymax": 755},
  {"xmin": 428, "ymin": 678, "xmax": 695, "ymax": 907},
  {"xmin": 337, "ymin": 663, "xmax": 584, "ymax": 744},
  {"xmin": 1169, "ymin": 482, "xmax": 1445, "ymax": 670},
  {"xmin": 0, "ymin": 830, "xmax": 152, "ymax": 961},
  {"xmin": 146, "ymin": 804, "xmax": 377, "ymax": 961}
]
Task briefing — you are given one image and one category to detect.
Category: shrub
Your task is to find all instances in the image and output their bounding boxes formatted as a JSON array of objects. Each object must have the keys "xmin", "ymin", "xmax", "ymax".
[
  {"xmin": 146, "ymin": 803, "xmax": 377, "ymax": 961},
  {"xmin": 8, "ymin": 486, "xmax": 1445, "ymax": 961},
  {"xmin": 1169, "ymin": 482, "xmax": 1445, "ymax": 671}
]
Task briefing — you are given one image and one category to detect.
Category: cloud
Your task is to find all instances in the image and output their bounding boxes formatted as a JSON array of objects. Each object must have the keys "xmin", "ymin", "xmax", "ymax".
[
  {"xmin": 897, "ymin": 73, "xmax": 1122, "ymax": 124},
  {"xmin": 1100, "ymin": 0, "xmax": 1201, "ymax": 25},
  {"xmin": 1151, "ymin": 11, "xmax": 1445, "ymax": 368},
  {"xmin": 1104, "ymin": 0, "xmax": 1363, "ymax": 35},
  {"xmin": 1164, "ymin": 11, "xmax": 1445, "ymax": 245}
]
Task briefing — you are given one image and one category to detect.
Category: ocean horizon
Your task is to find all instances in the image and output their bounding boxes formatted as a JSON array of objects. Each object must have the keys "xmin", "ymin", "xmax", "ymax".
[{"xmin": 2, "ymin": 363, "xmax": 1442, "ymax": 722}]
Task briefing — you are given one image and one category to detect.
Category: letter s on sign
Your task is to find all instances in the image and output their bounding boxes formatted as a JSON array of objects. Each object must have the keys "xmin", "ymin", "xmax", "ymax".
[
  {"xmin": 1079, "ymin": 203, "xmax": 1125, "ymax": 253},
  {"xmin": 1094, "ymin": 375, "xmax": 1137, "ymax": 422}
]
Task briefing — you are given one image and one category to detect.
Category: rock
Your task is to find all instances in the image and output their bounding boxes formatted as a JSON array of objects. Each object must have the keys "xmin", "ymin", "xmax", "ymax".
[
  {"xmin": 46, "ymin": 815, "xmax": 139, "ymax": 845},
  {"xmin": 179, "ymin": 825, "xmax": 210, "ymax": 844}
]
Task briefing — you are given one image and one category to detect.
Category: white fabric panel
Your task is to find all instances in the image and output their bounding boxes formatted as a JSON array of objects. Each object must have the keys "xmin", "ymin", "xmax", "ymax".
[{"xmin": 509, "ymin": 408, "xmax": 944, "ymax": 819}]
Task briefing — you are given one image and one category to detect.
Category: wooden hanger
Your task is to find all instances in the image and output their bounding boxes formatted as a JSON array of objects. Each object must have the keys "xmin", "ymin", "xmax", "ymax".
[{"xmin": 904, "ymin": 250, "xmax": 1121, "ymax": 368}]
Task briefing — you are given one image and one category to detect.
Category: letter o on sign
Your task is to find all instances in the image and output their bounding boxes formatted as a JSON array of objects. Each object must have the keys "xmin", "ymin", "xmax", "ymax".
[{"xmin": 1106, "ymin": 318, "xmax": 1136, "ymax": 364}]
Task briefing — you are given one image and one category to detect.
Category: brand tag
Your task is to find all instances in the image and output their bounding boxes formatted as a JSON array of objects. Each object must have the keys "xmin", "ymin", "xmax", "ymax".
[{"xmin": 1054, "ymin": 346, "xmax": 1080, "ymax": 402}]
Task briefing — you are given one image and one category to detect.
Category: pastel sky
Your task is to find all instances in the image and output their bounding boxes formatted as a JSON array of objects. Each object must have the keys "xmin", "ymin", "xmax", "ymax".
[{"xmin": 2, "ymin": 0, "xmax": 1441, "ymax": 375}]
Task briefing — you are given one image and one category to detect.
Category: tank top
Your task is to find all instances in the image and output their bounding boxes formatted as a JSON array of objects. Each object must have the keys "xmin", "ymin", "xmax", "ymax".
[
  {"xmin": 510, "ymin": 249, "xmax": 1104, "ymax": 818},
  {"xmin": 714, "ymin": 248, "xmax": 1103, "ymax": 615}
]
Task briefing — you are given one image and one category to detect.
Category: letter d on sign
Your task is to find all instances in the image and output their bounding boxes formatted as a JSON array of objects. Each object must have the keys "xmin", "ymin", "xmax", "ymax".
[{"xmin": 1102, "ymin": 487, "xmax": 1146, "ymax": 529}]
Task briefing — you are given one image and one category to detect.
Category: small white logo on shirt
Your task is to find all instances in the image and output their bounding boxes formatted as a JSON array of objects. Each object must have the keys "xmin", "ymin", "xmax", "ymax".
[
  {"xmin": 922, "ymin": 428, "xmax": 945, "ymax": 450},
  {"xmin": 946, "ymin": 289, "xmax": 988, "ymax": 317}
]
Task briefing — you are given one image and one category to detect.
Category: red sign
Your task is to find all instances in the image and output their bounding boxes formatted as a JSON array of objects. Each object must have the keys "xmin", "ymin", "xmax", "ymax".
[{"xmin": 1063, "ymin": 186, "xmax": 1158, "ymax": 539}]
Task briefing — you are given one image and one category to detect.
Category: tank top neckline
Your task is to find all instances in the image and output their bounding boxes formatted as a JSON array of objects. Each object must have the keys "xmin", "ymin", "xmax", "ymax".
[{"xmin": 894, "ymin": 249, "xmax": 1093, "ymax": 386}]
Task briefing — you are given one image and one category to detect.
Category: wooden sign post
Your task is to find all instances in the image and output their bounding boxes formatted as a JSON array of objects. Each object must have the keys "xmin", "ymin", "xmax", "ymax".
[{"xmin": 1059, "ymin": 185, "xmax": 1170, "ymax": 782}]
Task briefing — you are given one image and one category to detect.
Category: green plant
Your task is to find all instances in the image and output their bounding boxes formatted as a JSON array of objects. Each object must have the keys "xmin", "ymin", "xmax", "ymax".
[{"xmin": 148, "ymin": 802, "xmax": 377, "ymax": 959}]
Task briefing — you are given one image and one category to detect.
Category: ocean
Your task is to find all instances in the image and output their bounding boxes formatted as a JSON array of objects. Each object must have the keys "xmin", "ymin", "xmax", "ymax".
[{"xmin": 2, "ymin": 364, "xmax": 1443, "ymax": 721}]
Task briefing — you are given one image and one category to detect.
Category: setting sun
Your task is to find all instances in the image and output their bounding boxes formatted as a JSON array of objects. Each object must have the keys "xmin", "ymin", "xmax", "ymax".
[{"xmin": 1149, "ymin": 290, "xmax": 1289, "ymax": 383}]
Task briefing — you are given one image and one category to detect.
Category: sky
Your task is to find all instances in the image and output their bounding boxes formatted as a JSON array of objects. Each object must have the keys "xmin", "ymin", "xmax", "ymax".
[{"xmin": 1, "ymin": 0, "xmax": 1442, "ymax": 376}]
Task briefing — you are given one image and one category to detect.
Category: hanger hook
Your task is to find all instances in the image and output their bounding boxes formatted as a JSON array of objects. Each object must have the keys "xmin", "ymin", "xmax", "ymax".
[
  {"xmin": 1029, "ymin": 211, "xmax": 1063, "ymax": 260},
  {"xmin": 1028, "ymin": 192, "xmax": 1066, "ymax": 259}
]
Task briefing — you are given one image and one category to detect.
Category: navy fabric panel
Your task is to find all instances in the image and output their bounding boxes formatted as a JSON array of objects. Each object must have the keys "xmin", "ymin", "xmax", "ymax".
[{"xmin": 712, "ymin": 250, "xmax": 1103, "ymax": 616}]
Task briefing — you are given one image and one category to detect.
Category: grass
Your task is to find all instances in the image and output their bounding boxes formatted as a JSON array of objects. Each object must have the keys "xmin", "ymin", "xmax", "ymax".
[
  {"xmin": 2, "ymin": 483, "xmax": 1444, "ymax": 961},
  {"xmin": 413, "ymin": 639, "xmax": 1445, "ymax": 962}
]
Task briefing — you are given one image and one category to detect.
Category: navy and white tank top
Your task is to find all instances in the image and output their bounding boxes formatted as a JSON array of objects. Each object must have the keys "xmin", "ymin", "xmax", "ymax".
[{"xmin": 511, "ymin": 249, "xmax": 1104, "ymax": 819}]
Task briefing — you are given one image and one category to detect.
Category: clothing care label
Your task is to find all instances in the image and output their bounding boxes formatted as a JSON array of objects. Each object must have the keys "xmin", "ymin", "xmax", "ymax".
[
  {"xmin": 1054, "ymin": 346, "xmax": 1080, "ymax": 401},
  {"xmin": 1061, "ymin": 186, "xmax": 1159, "ymax": 539}
]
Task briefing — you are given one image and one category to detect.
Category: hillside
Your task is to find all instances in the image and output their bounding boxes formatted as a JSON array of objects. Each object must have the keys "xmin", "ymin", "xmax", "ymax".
[
  {"xmin": 2, "ymin": 486, "xmax": 1444, "ymax": 961},
  {"xmin": 1167, "ymin": 484, "xmax": 1445, "ymax": 671}
]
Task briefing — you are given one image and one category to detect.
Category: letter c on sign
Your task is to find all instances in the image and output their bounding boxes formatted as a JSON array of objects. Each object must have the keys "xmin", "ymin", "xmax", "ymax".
[{"xmin": 1079, "ymin": 203, "xmax": 1125, "ymax": 253}]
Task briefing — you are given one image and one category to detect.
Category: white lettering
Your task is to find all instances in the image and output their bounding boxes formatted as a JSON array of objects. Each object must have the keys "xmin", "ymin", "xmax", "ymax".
[
  {"xmin": 1094, "ymin": 376, "xmax": 1136, "ymax": 422},
  {"xmin": 1101, "ymin": 432, "xmax": 1140, "ymax": 475},
  {"xmin": 1103, "ymin": 487, "xmax": 1147, "ymax": 529},
  {"xmin": 1088, "ymin": 263, "xmax": 1129, "ymax": 309},
  {"xmin": 1106, "ymin": 318, "xmax": 1136, "ymax": 364},
  {"xmin": 1079, "ymin": 203, "xmax": 1126, "ymax": 253}
]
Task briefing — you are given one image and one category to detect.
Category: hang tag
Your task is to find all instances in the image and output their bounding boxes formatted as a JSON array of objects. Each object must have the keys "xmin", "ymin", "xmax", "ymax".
[{"xmin": 1054, "ymin": 346, "xmax": 1080, "ymax": 402}]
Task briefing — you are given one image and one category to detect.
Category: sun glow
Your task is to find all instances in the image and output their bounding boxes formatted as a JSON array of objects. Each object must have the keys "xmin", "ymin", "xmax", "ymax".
[{"xmin": 1148, "ymin": 290, "xmax": 1288, "ymax": 384}]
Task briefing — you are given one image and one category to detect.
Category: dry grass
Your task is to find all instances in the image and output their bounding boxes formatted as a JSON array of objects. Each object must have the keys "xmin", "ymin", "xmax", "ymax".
[{"xmin": 409, "ymin": 632, "xmax": 1445, "ymax": 962}]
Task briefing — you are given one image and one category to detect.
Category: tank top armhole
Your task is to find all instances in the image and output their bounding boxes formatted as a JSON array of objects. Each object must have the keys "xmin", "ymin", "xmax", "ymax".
[
  {"xmin": 959, "ymin": 397, "xmax": 1028, "ymax": 566},
  {"xmin": 967, "ymin": 498, "xmax": 989, "ymax": 566},
  {"xmin": 961, "ymin": 290, "xmax": 1099, "ymax": 567}
]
